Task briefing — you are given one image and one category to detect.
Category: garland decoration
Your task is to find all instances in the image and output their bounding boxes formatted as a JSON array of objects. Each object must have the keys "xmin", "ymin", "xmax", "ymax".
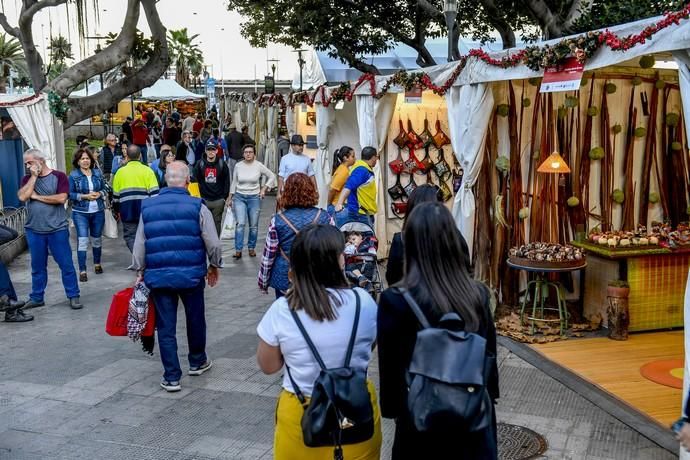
[
  {"xmin": 48, "ymin": 91, "xmax": 69, "ymax": 121},
  {"xmin": 282, "ymin": 4, "xmax": 690, "ymax": 108}
]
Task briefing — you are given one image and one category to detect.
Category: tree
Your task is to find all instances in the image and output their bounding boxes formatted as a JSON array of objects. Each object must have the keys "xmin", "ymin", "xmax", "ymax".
[
  {"xmin": 47, "ymin": 35, "xmax": 73, "ymax": 80},
  {"xmin": 167, "ymin": 28, "xmax": 204, "ymax": 89},
  {"xmin": 0, "ymin": 0, "xmax": 169, "ymax": 128},
  {"xmin": 0, "ymin": 33, "xmax": 27, "ymax": 92},
  {"xmin": 101, "ymin": 30, "xmax": 155, "ymax": 87},
  {"xmin": 227, "ymin": 0, "xmax": 682, "ymax": 75}
]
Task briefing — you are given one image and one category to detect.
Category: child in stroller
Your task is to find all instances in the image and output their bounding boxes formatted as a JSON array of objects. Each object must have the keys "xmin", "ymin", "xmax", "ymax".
[{"xmin": 344, "ymin": 230, "xmax": 377, "ymax": 292}]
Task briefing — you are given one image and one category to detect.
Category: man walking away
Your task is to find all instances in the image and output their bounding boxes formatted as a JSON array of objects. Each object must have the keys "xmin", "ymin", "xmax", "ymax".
[
  {"xmin": 276, "ymin": 130, "xmax": 290, "ymax": 158},
  {"xmin": 225, "ymin": 123, "xmax": 244, "ymax": 181},
  {"xmin": 112, "ymin": 145, "xmax": 160, "ymax": 252},
  {"xmin": 182, "ymin": 112, "xmax": 195, "ymax": 133},
  {"xmin": 18, "ymin": 149, "xmax": 83, "ymax": 310},
  {"xmin": 194, "ymin": 140, "xmax": 231, "ymax": 235},
  {"xmin": 334, "ymin": 146, "xmax": 379, "ymax": 226},
  {"xmin": 131, "ymin": 161, "xmax": 222, "ymax": 392},
  {"xmin": 277, "ymin": 134, "xmax": 316, "ymax": 202},
  {"xmin": 131, "ymin": 115, "xmax": 150, "ymax": 165}
]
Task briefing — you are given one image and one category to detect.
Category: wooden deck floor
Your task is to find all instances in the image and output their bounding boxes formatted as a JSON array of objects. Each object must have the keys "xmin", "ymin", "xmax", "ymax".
[{"xmin": 531, "ymin": 330, "xmax": 684, "ymax": 427}]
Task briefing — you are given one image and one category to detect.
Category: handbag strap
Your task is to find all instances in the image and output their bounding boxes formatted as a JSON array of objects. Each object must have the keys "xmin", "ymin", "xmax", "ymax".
[
  {"xmin": 397, "ymin": 288, "xmax": 431, "ymax": 329},
  {"xmin": 286, "ymin": 289, "xmax": 361, "ymax": 404}
]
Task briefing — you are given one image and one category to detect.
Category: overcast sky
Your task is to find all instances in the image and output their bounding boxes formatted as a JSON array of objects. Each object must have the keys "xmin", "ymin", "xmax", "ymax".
[{"xmin": 2, "ymin": 0, "xmax": 300, "ymax": 81}]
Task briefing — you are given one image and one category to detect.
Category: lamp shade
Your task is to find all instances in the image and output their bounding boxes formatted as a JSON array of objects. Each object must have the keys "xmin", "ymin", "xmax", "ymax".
[
  {"xmin": 443, "ymin": 0, "xmax": 458, "ymax": 14},
  {"xmin": 537, "ymin": 151, "xmax": 571, "ymax": 173}
]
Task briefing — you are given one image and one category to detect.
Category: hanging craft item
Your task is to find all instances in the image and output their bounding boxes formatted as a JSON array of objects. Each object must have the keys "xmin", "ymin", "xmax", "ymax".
[
  {"xmin": 391, "ymin": 201, "xmax": 408, "ymax": 219},
  {"xmin": 416, "ymin": 146, "xmax": 434, "ymax": 175},
  {"xmin": 452, "ymin": 157, "xmax": 464, "ymax": 193},
  {"xmin": 433, "ymin": 148, "xmax": 453, "ymax": 182},
  {"xmin": 404, "ymin": 150, "xmax": 424, "ymax": 174},
  {"xmin": 393, "ymin": 118, "xmax": 407, "ymax": 148},
  {"xmin": 438, "ymin": 179, "xmax": 454, "ymax": 202},
  {"xmin": 389, "ymin": 148, "xmax": 406, "ymax": 175},
  {"xmin": 403, "ymin": 174, "xmax": 418, "ymax": 197},
  {"xmin": 432, "ymin": 118, "xmax": 452, "ymax": 149},
  {"xmin": 405, "ymin": 119, "xmax": 424, "ymax": 150},
  {"xmin": 387, "ymin": 175, "xmax": 407, "ymax": 201},
  {"xmin": 418, "ymin": 116, "xmax": 434, "ymax": 148}
]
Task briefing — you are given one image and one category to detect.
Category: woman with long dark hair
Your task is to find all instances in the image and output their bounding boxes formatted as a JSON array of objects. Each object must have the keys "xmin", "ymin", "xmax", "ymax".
[
  {"xmin": 258, "ymin": 173, "xmax": 332, "ymax": 298},
  {"xmin": 378, "ymin": 202, "xmax": 498, "ymax": 459},
  {"xmin": 385, "ymin": 184, "xmax": 473, "ymax": 285},
  {"xmin": 68, "ymin": 148, "xmax": 107, "ymax": 282},
  {"xmin": 327, "ymin": 146, "xmax": 355, "ymax": 219},
  {"xmin": 256, "ymin": 224, "xmax": 382, "ymax": 459}
]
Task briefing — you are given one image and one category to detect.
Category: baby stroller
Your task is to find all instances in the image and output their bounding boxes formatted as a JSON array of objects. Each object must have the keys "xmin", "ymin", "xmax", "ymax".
[{"xmin": 339, "ymin": 221, "xmax": 383, "ymax": 297}]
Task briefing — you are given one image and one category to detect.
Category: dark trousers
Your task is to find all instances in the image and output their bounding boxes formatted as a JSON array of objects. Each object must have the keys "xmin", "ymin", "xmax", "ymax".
[
  {"xmin": 0, "ymin": 261, "xmax": 17, "ymax": 300},
  {"xmin": 25, "ymin": 228, "xmax": 79, "ymax": 302},
  {"xmin": 122, "ymin": 221, "xmax": 138, "ymax": 253},
  {"xmin": 151, "ymin": 282, "xmax": 207, "ymax": 382}
]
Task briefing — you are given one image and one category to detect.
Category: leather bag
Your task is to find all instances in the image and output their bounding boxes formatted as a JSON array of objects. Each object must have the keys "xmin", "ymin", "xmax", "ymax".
[
  {"xmin": 390, "ymin": 201, "xmax": 408, "ymax": 219},
  {"xmin": 432, "ymin": 148, "xmax": 453, "ymax": 182},
  {"xmin": 388, "ymin": 148, "xmax": 405, "ymax": 175},
  {"xmin": 286, "ymin": 291, "xmax": 374, "ymax": 459},
  {"xmin": 432, "ymin": 119, "xmax": 451, "ymax": 149},
  {"xmin": 403, "ymin": 175, "xmax": 418, "ymax": 197},
  {"xmin": 398, "ymin": 288, "xmax": 493, "ymax": 433},
  {"xmin": 405, "ymin": 119, "xmax": 424, "ymax": 151},
  {"xmin": 418, "ymin": 117, "xmax": 434, "ymax": 148},
  {"xmin": 387, "ymin": 175, "xmax": 407, "ymax": 201},
  {"xmin": 393, "ymin": 119, "xmax": 407, "ymax": 149},
  {"xmin": 416, "ymin": 147, "xmax": 434, "ymax": 175}
]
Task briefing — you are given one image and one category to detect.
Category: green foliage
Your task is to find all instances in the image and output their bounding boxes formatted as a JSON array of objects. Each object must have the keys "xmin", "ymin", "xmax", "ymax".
[
  {"xmin": 48, "ymin": 36, "xmax": 74, "ymax": 65},
  {"xmin": 0, "ymin": 33, "xmax": 28, "ymax": 90},
  {"xmin": 167, "ymin": 28, "xmax": 204, "ymax": 88},
  {"xmin": 572, "ymin": 1, "xmax": 685, "ymax": 34}
]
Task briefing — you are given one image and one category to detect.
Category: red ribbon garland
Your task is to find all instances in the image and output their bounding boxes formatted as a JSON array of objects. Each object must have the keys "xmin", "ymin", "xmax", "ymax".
[
  {"xmin": 0, "ymin": 93, "xmax": 42, "ymax": 107},
  {"xmin": 286, "ymin": 5, "xmax": 690, "ymax": 109}
]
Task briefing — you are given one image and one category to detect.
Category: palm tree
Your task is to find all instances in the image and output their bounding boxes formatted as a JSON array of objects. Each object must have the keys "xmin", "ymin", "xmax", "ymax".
[
  {"xmin": 47, "ymin": 35, "xmax": 73, "ymax": 81},
  {"xmin": 167, "ymin": 28, "xmax": 204, "ymax": 88},
  {"xmin": 0, "ymin": 33, "xmax": 27, "ymax": 92}
]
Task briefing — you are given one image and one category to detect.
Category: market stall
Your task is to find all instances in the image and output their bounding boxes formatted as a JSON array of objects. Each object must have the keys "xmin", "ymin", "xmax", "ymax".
[{"xmin": 140, "ymin": 79, "xmax": 206, "ymax": 116}]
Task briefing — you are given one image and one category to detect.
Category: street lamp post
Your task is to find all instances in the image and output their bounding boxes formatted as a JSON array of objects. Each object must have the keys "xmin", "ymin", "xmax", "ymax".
[
  {"xmin": 443, "ymin": 0, "xmax": 458, "ymax": 62},
  {"xmin": 292, "ymin": 49, "xmax": 307, "ymax": 91}
]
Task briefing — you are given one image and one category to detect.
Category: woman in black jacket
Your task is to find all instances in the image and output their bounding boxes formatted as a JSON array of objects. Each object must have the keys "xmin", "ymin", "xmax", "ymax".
[
  {"xmin": 378, "ymin": 202, "xmax": 498, "ymax": 459},
  {"xmin": 0, "ymin": 224, "xmax": 32, "ymax": 322},
  {"xmin": 385, "ymin": 184, "xmax": 472, "ymax": 286}
]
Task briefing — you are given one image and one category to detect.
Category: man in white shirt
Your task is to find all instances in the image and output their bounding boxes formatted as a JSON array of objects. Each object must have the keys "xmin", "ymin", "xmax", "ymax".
[
  {"xmin": 182, "ymin": 113, "xmax": 196, "ymax": 133},
  {"xmin": 277, "ymin": 134, "xmax": 316, "ymax": 202}
]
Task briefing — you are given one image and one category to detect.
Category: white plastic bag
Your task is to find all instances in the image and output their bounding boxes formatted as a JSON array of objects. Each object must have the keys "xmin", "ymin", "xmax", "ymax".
[
  {"xmin": 103, "ymin": 209, "xmax": 118, "ymax": 239},
  {"xmin": 220, "ymin": 209, "xmax": 235, "ymax": 240}
]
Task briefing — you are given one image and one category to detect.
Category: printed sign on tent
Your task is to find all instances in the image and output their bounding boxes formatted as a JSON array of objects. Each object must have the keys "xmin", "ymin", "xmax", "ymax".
[
  {"xmin": 405, "ymin": 85, "xmax": 423, "ymax": 104},
  {"xmin": 540, "ymin": 57, "xmax": 584, "ymax": 93}
]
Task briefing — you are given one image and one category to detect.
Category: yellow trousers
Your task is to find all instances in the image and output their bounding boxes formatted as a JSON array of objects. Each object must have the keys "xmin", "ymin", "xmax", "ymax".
[{"xmin": 273, "ymin": 380, "xmax": 382, "ymax": 460}]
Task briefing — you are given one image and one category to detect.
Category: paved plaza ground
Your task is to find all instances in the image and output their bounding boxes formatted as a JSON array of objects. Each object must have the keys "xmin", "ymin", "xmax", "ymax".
[{"xmin": 0, "ymin": 198, "xmax": 676, "ymax": 459}]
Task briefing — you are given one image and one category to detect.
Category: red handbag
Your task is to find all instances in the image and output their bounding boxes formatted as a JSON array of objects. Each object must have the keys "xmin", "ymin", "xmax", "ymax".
[
  {"xmin": 391, "ymin": 201, "xmax": 408, "ymax": 219},
  {"xmin": 389, "ymin": 148, "xmax": 405, "ymax": 175},
  {"xmin": 106, "ymin": 287, "xmax": 156, "ymax": 337}
]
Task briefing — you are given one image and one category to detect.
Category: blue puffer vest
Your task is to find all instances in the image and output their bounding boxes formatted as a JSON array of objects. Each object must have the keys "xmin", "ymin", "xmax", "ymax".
[
  {"xmin": 68, "ymin": 168, "xmax": 106, "ymax": 213},
  {"xmin": 269, "ymin": 206, "xmax": 332, "ymax": 292},
  {"xmin": 141, "ymin": 188, "xmax": 207, "ymax": 290}
]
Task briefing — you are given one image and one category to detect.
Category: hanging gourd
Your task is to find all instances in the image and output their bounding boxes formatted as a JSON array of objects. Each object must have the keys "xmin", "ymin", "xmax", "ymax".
[
  {"xmin": 612, "ymin": 189, "xmax": 625, "ymax": 204},
  {"xmin": 649, "ymin": 192, "xmax": 660, "ymax": 204},
  {"xmin": 567, "ymin": 196, "xmax": 580, "ymax": 207},
  {"xmin": 605, "ymin": 83, "xmax": 617, "ymax": 94},
  {"xmin": 612, "ymin": 124, "xmax": 622, "ymax": 134},
  {"xmin": 518, "ymin": 207, "xmax": 530, "ymax": 219},
  {"xmin": 639, "ymin": 55, "xmax": 656, "ymax": 69},
  {"xmin": 666, "ymin": 113, "xmax": 680, "ymax": 127},
  {"xmin": 587, "ymin": 106, "xmax": 599, "ymax": 117},
  {"xmin": 655, "ymin": 80, "xmax": 666, "ymax": 90},
  {"xmin": 672, "ymin": 141, "xmax": 683, "ymax": 151},
  {"xmin": 634, "ymin": 127, "xmax": 647, "ymax": 138},
  {"xmin": 589, "ymin": 147, "xmax": 605, "ymax": 160},
  {"xmin": 497, "ymin": 104, "xmax": 510, "ymax": 117},
  {"xmin": 632, "ymin": 76, "xmax": 643, "ymax": 86}
]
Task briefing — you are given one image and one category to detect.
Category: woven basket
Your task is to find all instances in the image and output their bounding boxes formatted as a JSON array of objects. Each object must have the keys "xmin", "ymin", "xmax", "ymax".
[{"xmin": 509, "ymin": 256, "xmax": 586, "ymax": 270}]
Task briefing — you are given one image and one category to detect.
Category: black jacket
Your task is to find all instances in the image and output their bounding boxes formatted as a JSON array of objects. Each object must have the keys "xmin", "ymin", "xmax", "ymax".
[
  {"xmin": 0, "ymin": 224, "xmax": 18, "ymax": 245},
  {"xmin": 225, "ymin": 130, "xmax": 245, "ymax": 160},
  {"xmin": 377, "ymin": 286, "xmax": 498, "ymax": 460},
  {"xmin": 193, "ymin": 157, "xmax": 230, "ymax": 201}
]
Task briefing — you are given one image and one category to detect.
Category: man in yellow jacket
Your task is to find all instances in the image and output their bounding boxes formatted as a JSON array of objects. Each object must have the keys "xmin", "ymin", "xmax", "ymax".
[
  {"xmin": 112, "ymin": 145, "xmax": 159, "ymax": 252},
  {"xmin": 334, "ymin": 146, "xmax": 378, "ymax": 226}
]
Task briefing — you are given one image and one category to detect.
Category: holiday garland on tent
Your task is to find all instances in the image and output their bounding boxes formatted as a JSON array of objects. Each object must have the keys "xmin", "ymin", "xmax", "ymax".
[{"xmin": 286, "ymin": 4, "xmax": 690, "ymax": 108}]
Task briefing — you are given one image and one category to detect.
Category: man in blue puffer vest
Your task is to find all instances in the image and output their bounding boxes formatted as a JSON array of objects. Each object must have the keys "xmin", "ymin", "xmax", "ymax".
[{"xmin": 130, "ymin": 161, "xmax": 223, "ymax": 392}]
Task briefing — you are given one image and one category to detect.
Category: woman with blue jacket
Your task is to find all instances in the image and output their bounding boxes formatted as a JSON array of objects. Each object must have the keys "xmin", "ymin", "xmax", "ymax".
[{"xmin": 69, "ymin": 148, "xmax": 107, "ymax": 282}]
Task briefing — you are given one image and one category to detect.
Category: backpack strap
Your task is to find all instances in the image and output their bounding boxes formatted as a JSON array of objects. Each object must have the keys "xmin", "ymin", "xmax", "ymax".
[
  {"xmin": 343, "ymin": 290, "xmax": 361, "ymax": 367},
  {"xmin": 397, "ymin": 288, "xmax": 431, "ymax": 329},
  {"xmin": 277, "ymin": 210, "xmax": 324, "ymax": 262}
]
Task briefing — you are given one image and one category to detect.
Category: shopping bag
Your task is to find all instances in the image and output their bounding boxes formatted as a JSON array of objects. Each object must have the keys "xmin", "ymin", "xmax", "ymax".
[
  {"xmin": 103, "ymin": 209, "xmax": 118, "ymax": 239},
  {"xmin": 188, "ymin": 182, "xmax": 201, "ymax": 197},
  {"xmin": 220, "ymin": 209, "xmax": 235, "ymax": 240},
  {"xmin": 105, "ymin": 287, "xmax": 155, "ymax": 337}
]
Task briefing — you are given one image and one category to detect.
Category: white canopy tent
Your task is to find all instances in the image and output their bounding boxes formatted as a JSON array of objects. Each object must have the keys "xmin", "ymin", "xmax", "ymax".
[
  {"xmin": 0, "ymin": 93, "xmax": 64, "ymax": 171},
  {"xmin": 140, "ymin": 79, "xmax": 205, "ymax": 100},
  {"xmin": 290, "ymin": 15, "xmax": 690, "ymax": 454}
]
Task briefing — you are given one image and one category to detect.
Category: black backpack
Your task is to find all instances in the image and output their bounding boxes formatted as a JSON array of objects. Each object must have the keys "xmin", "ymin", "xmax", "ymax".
[
  {"xmin": 286, "ymin": 290, "xmax": 374, "ymax": 460},
  {"xmin": 399, "ymin": 287, "xmax": 494, "ymax": 433}
]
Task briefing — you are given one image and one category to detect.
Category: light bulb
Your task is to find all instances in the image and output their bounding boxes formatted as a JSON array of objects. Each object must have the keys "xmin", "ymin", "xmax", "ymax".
[{"xmin": 551, "ymin": 161, "xmax": 560, "ymax": 169}]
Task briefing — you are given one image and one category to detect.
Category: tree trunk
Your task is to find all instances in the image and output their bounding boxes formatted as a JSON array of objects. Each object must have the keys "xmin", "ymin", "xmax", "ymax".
[
  {"xmin": 479, "ymin": 0, "xmax": 517, "ymax": 48},
  {"xmin": 334, "ymin": 45, "xmax": 380, "ymax": 75}
]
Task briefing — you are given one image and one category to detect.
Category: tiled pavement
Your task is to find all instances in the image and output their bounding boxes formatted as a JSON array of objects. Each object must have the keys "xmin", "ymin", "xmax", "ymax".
[{"xmin": 0, "ymin": 197, "xmax": 675, "ymax": 459}]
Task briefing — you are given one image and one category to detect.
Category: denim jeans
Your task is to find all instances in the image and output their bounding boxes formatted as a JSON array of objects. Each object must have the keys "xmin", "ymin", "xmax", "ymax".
[
  {"xmin": 72, "ymin": 211, "xmax": 105, "ymax": 272},
  {"xmin": 339, "ymin": 211, "xmax": 374, "ymax": 228},
  {"xmin": 122, "ymin": 221, "xmax": 139, "ymax": 253},
  {"xmin": 25, "ymin": 228, "xmax": 79, "ymax": 302},
  {"xmin": 233, "ymin": 193, "xmax": 261, "ymax": 251},
  {"xmin": 328, "ymin": 205, "xmax": 349, "ymax": 228},
  {"xmin": 151, "ymin": 281, "xmax": 207, "ymax": 382},
  {"xmin": 136, "ymin": 144, "xmax": 148, "ymax": 165},
  {"xmin": 0, "ymin": 261, "xmax": 17, "ymax": 300}
]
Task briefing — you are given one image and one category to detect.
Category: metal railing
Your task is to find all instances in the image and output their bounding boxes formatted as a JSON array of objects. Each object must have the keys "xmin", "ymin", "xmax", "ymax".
[{"xmin": 0, "ymin": 207, "xmax": 27, "ymax": 236}]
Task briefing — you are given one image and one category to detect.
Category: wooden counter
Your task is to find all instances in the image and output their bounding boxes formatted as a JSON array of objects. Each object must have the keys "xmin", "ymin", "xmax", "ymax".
[{"xmin": 571, "ymin": 241, "xmax": 687, "ymax": 331}]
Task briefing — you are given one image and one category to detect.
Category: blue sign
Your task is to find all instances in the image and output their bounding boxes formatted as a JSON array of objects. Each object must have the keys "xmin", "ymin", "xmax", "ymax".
[{"xmin": 206, "ymin": 78, "xmax": 216, "ymax": 93}]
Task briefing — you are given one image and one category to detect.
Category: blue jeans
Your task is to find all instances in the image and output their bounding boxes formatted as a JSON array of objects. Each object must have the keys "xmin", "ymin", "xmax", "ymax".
[
  {"xmin": 0, "ymin": 261, "xmax": 17, "ymax": 300},
  {"xmin": 136, "ymin": 144, "xmax": 148, "ymax": 165},
  {"xmin": 25, "ymin": 228, "xmax": 80, "ymax": 302},
  {"xmin": 152, "ymin": 281, "xmax": 207, "ymax": 382},
  {"xmin": 72, "ymin": 211, "xmax": 105, "ymax": 272},
  {"xmin": 340, "ymin": 211, "xmax": 374, "ymax": 227},
  {"xmin": 233, "ymin": 193, "xmax": 261, "ymax": 251},
  {"xmin": 327, "ymin": 205, "xmax": 348, "ymax": 228}
]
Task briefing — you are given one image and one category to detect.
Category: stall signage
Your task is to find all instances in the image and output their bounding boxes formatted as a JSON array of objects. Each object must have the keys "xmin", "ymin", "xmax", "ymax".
[
  {"xmin": 540, "ymin": 57, "xmax": 584, "ymax": 93},
  {"xmin": 405, "ymin": 85, "xmax": 423, "ymax": 104}
]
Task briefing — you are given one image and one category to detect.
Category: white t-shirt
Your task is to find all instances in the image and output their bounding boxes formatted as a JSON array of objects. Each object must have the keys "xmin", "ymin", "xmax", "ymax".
[
  {"xmin": 278, "ymin": 152, "xmax": 315, "ymax": 180},
  {"xmin": 257, "ymin": 287, "xmax": 377, "ymax": 396}
]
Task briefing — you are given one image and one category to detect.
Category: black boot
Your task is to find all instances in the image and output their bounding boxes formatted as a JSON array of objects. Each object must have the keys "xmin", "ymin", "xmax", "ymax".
[{"xmin": 4, "ymin": 308, "xmax": 34, "ymax": 322}]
